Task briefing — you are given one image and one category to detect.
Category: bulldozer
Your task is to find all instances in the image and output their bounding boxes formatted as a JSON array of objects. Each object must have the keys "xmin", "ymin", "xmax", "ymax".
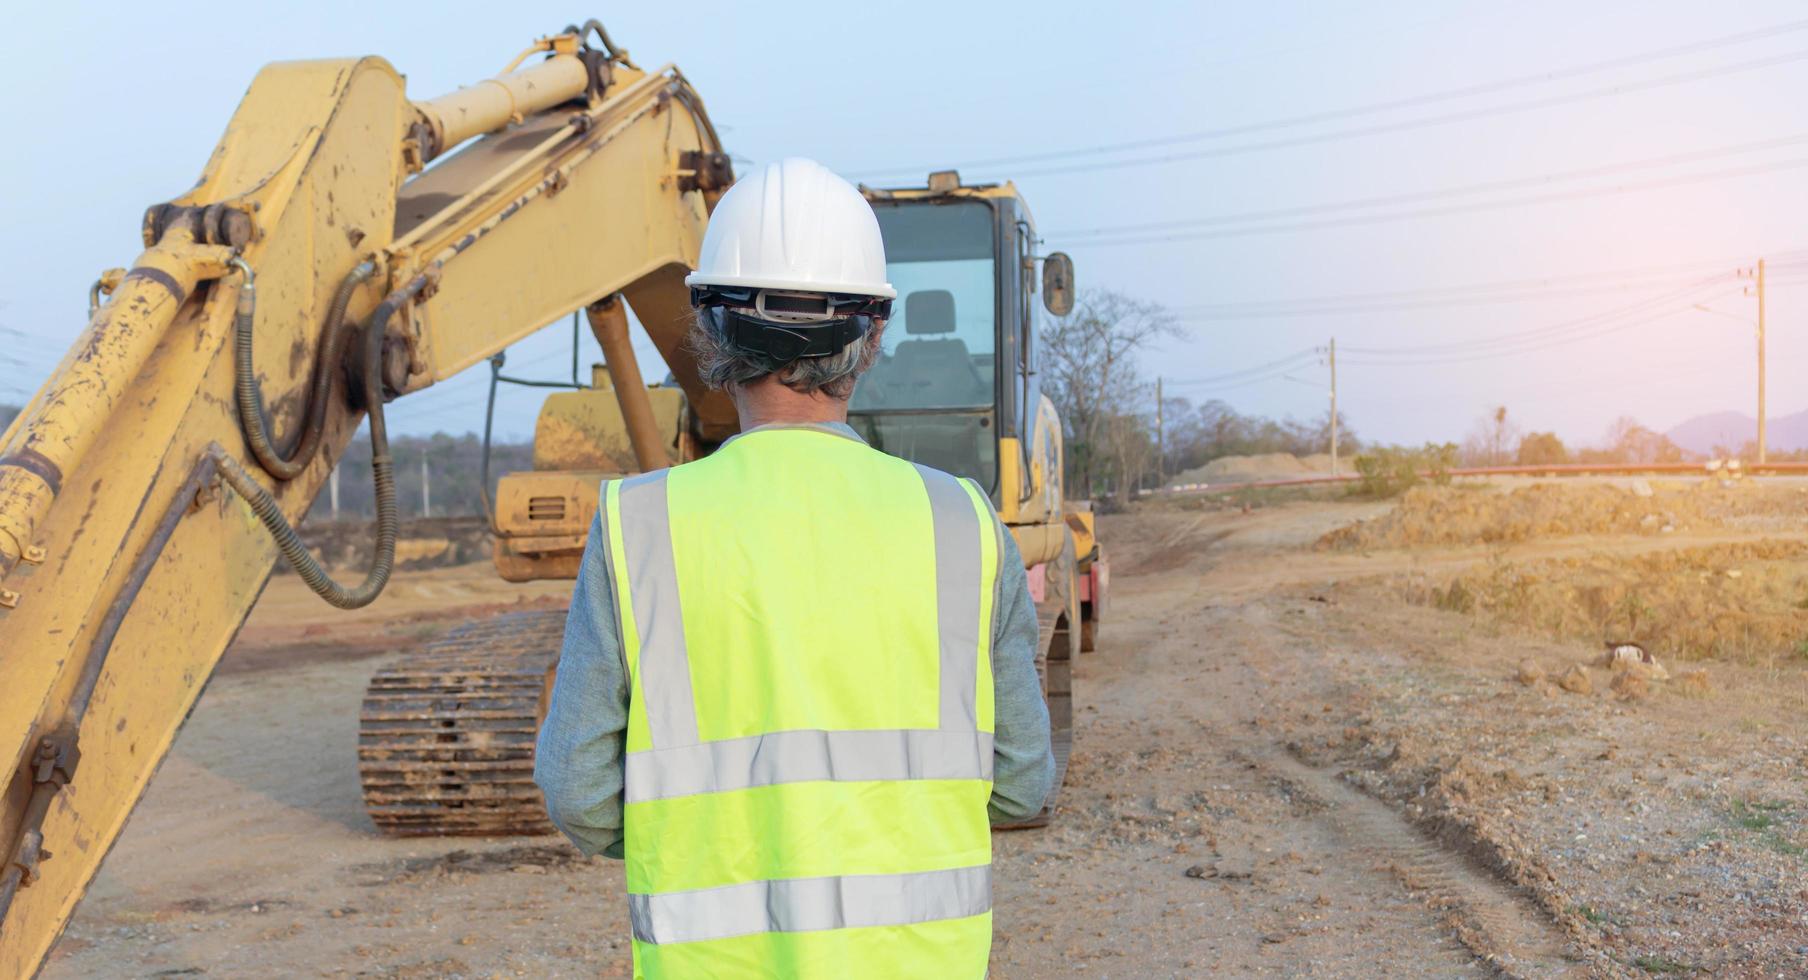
[{"xmin": 0, "ymin": 21, "xmax": 1105, "ymax": 974}]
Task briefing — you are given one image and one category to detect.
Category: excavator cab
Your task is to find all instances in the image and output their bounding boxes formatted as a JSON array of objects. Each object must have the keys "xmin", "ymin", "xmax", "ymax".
[{"xmin": 853, "ymin": 173, "xmax": 1067, "ymax": 515}]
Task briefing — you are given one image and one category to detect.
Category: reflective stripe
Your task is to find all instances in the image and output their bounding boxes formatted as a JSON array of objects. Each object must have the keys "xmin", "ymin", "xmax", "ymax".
[
  {"xmin": 914, "ymin": 465, "xmax": 982, "ymax": 732},
  {"xmin": 595, "ymin": 487, "xmax": 629, "ymax": 664},
  {"xmin": 623, "ymin": 729, "xmax": 994, "ymax": 803},
  {"xmin": 616, "ymin": 470, "xmax": 699, "ymax": 748},
  {"xmin": 629, "ymin": 864, "xmax": 991, "ymax": 946}
]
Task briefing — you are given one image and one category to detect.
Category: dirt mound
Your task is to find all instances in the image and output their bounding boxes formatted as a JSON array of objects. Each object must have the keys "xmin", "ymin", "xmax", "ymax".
[
  {"xmin": 1318, "ymin": 482, "xmax": 1722, "ymax": 550},
  {"xmin": 1405, "ymin": 538, "xmax": 1808, "ymax": 663},
  {"xmin": 295, "ymin": 515, "xmax": 492, "ymax": 572},
  {"xmin": 1171, "ymin": 452, "xmax": 1318, "ymax": 486}
]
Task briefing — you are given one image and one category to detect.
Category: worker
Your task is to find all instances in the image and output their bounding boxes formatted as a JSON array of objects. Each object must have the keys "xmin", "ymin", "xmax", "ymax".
[{"xmin": 534, "ymin": 157, "xmax": 1054, "ymax": 978}]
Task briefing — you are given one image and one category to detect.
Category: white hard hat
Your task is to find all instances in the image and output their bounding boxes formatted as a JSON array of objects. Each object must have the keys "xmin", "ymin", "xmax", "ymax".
[{"xmin": 687, "ymin": 157, "xmax": 896, "ymax": 300}]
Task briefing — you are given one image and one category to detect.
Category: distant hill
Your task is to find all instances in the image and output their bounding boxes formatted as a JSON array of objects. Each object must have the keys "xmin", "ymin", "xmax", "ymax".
[{"xmin": 1666, "ymin": 408, "xmax": 1808, "ymax": 455}]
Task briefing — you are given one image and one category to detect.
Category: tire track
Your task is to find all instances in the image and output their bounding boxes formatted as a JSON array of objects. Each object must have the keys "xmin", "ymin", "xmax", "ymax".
[
  {"xmin": 1220, "ymin": 602, "xmax": 1589, "ymax": 977},
  {"xmin": 1249, "ymin": 744, "xmax": 1587, "ymax": 978}
]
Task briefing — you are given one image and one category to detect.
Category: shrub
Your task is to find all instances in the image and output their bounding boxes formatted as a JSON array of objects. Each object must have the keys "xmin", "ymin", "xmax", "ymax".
[
  {"xmin": 1516, "ymin": 431, "xmax": 1569, "ymax": 466},
  {"xmin": 1352, "ymin": 443, "xmax": 1458, "ymax": 497}
]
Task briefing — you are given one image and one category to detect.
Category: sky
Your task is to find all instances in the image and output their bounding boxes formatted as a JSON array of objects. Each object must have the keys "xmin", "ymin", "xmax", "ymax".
[{"xmin": 4, "ymin": 1, "xmax": 1808, "ymax": 446}]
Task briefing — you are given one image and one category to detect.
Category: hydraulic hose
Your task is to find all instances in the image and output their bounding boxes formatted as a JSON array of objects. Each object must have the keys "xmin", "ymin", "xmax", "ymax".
[
  {"xmin": 214, "ymin": 273, "xmax": 422, "ymax": 609},
  {"xmin": 571, "ymin": 19, "xmax": 637, "ymax": 69},
  {"xmin": 478, "ymin": 352, "xmax": 504, "ymax": 532},
  {"xmin": 231, "ymin": 259, "xmax": 377, "ymax": 480}
]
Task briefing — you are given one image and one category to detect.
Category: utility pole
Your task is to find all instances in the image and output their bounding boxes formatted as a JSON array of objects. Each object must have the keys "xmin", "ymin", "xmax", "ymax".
[
  {"xmin": 420, "ymin": 452, "xmax": 431, "ymax": 518},
  {"xmin": 1757, "ymin": 258, "xmax": 1767, "ymax": 465},
  {"xmin": 329, "ymin": 465, "xmax": 340, "ymax": 519},
  {"xmin": 1328, "ymin": 338, "xmax": 1339, "ymax": 476},
  {"xmin": 1155, "ymin": 376, "xmax": 1165, "ymax": 487}
]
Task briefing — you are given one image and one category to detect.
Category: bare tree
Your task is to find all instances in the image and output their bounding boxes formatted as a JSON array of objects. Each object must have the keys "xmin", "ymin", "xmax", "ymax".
[
  {"xmin": 1462, "ymin": 405, "xmax": 1520, "ymax": 467},
  {"xmin": 1591, "ymin": 416, "xmax": 1684, "ymax": 464},
  {"xmin": 1039, "ymin": 290, "xmax": 1177, "ymax": 501},
  {"xmin": 1102, "ymin": 410, "xmax": 1156, "ymax": 506}
]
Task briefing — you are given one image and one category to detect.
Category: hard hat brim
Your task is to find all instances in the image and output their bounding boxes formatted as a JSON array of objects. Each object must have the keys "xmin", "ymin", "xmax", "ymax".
[{"xmin": 684, "ymin": 271, "xmax": 897, "ymax": 300}]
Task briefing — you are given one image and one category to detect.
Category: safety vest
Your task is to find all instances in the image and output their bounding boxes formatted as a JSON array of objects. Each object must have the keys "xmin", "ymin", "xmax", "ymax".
[{"xmin": 601, "ymin": 424, "xmax": 1001, "ymax": 979}]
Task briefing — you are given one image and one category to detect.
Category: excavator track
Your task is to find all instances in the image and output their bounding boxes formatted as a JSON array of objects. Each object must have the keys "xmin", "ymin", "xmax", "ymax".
[{"xmin": 358, "ymin": 609, "xmax": 567, "ymax": 836}]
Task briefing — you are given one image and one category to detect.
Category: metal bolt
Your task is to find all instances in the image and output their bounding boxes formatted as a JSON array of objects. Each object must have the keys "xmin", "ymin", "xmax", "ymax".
[
  {"xmin": 191, "ymin": 479, "xmax": 220, "ymax": 512},
  {"xmin": 20, "ymin": 545, "xmax": 45, "ymax": 564},
  {"xmin": 0, "ymin": 589, "xmax": 19, "ymax": 609}
]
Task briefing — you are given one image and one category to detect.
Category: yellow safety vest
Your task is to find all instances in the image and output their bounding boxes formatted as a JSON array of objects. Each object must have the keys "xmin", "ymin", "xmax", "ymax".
[{"xmin": 601, "ymin": 424, "xmax": 1001, "ymax": 979}]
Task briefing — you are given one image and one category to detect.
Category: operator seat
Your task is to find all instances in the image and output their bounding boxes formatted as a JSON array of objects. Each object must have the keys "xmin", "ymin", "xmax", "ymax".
[
  {"xmin": 860, "ymin": 289, "xmax": 993, "ymax": 480},
  {"xmin": 864, "ymin": 289, "xmax": 988, "ymax": 408}
]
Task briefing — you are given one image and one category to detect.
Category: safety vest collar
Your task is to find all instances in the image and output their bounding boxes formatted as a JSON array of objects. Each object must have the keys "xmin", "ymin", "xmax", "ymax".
[{"xmin": 717, "ymin": 420, "xmax": 867, "ymax": 449}]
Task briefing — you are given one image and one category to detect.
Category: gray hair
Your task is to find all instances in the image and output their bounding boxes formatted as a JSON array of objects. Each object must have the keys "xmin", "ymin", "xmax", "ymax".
[{"xmin": 688, "ymin": 310, "xmax": 885, "ymax": 400}]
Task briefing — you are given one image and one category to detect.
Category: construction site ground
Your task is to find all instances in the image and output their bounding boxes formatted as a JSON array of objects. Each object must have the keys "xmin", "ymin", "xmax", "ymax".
[{"xmin": 42, "ymin": 477, "xmax": 1808, "ymax": 978}]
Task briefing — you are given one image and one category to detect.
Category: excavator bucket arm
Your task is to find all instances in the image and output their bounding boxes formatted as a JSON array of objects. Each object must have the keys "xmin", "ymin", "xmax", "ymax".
[{"xmin": 0, "ymin": 26, "xmax": 728, "ymax": 974}]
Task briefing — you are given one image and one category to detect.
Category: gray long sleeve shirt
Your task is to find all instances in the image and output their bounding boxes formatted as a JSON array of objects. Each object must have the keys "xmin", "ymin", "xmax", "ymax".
[{"xmin": 534, "ymin": 427, "xmax": 1055, "ymax": 858}]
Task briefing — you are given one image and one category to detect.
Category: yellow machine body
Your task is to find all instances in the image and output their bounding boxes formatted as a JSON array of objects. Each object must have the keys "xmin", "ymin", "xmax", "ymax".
[
  {"xmin": 0, "ymin": 30, "xmax": 730, "ymax": 973},
  {"xmin": 493, "ymin": 369, "xmax": 689, "ymax": 582}
]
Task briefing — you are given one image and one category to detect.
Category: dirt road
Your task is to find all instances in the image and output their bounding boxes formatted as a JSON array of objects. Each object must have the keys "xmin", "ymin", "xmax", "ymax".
[{"xmin": 42, "ymin": 487, "xmax": 1808, "ymax": 977}]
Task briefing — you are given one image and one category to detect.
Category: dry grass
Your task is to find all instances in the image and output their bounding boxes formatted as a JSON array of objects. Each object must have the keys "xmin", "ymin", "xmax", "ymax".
[
  {"xmin": 1401, "ymin": 539, "xmax": 1808, "ymax": 664},
  {"xmin": 1318, "ymin": 482, "xmax": 1721, "ymax": 550}
]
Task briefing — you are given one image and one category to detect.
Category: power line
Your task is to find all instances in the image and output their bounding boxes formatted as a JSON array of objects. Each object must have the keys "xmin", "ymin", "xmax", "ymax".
[
  {"xmin": 1173, "ymin": 253, "xmax": 1807, "ymax": 316},
  {"xmin": 1341, "ymin": 274, "xmax": 1733, "ymax": 356},
  {"xmin": 1166, "ymin": 366, "xmax": 1316, "ymax": 395},
  {"xmin": 1171, "ymin": 254, "xmax": 1793, "ymax": 316},
  {"xmin": 1338, "ymin": 301, "xmax": 1715, "ymax": 366},
  {"xmin": 1064, "ymin": 157, "xmax": 1808, "ymax": 247},
  {"xmin": 1164, "ymin": 348, "xmax": 1323, "ymax": 389},
  {"xmin": 849, "ymin": 17, "xmax": 1808, "ymax": 179},
  {"xmin": 1341, "ymin": 284, "xmax": 1743, "ymax": 366},
  {"xmin": 1056, "ymin": 133, "xmax": 1808, "ymax": 240},
  {"xmin": 862, "ymin": 49, "xmax": 1808, "ymax": 184},
  {"xmin": 1173, "ymin": 280, "xmax": 1741, "ymax": 403},
  {"xmin": 1171, "ymin": 259, "xmax": 1808, "ymax": 321},
  {"xmin": 1008, "ymin": 48, "xmax": 1808, "ymax": 180},
  {"xmin": 1175, "ymin": 276, "xmax": 1727, "ymax": 320}
]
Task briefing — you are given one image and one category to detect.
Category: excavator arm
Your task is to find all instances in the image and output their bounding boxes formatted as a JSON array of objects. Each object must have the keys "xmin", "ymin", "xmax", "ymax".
[{"xmin": 0, "ymin": 24, "xmax": 728, "ymax": 973}]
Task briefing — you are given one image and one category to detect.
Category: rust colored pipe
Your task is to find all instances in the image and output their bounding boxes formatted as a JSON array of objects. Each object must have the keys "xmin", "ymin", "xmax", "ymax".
[
  {"xmin": 586, "ymin": 296, "xmax": 666, "ymax": 473},
  {"xmin": 1157, "ymin": 460, "xmax": 1808, "ymax": 497}
]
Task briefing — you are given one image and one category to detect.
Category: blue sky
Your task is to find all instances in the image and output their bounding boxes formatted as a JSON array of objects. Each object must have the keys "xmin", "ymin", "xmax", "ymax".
[{"xmin": 5, "ymin": 1, "xmax": 1807, "ymax": 445}]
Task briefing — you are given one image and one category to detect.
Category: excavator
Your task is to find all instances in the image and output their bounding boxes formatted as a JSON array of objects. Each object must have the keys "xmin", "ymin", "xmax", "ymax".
[{"xmin": 0, "ymin": 22, "xmax": 1105, "ymax": 974}]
